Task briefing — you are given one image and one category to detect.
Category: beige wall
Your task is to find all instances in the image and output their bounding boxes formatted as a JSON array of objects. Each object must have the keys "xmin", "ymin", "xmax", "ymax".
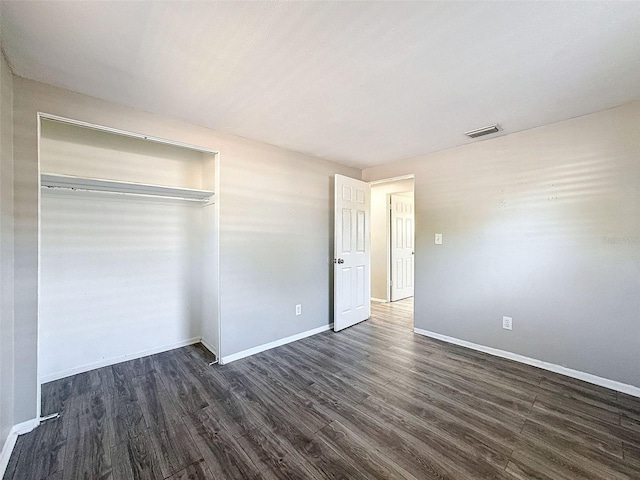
[
  {"xmin": 370, "ymin": 178, "xmax": 414, "ymax": 300},
  {"xmin": 11, "ymin": 77, "xmax": 359, "ymax": 423},
  {"xmin": 218, "ymin": 130, "xmax": 359, "ymax": 355},
  {"xmin": 0, "ymin": 48, "xmax": 15, "ymax": 449},
  {"xmin": 363, "ymin": 101, "xmax": 640, "ymax": 388}
]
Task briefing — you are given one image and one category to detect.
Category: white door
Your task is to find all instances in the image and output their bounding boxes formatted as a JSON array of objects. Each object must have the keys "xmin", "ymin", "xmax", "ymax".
[
  {"xmin": 390, "ymin": 194, "xmax": 414, "ymax": 301},
  {"xmin": 334, "ymin": 174, "xmax": 371, "ymax": 331}
]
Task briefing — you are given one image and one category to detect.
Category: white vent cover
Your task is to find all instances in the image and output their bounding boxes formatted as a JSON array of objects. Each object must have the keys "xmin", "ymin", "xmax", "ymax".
[{"xmin": 465, "ymin": 124, "xmax": 501, "ymax": 138}]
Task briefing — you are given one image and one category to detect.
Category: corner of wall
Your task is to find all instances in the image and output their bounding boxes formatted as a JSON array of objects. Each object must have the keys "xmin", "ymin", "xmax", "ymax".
[{"xmin": 0, "ymin": 45, "xmax": 16, "ymax": 463}]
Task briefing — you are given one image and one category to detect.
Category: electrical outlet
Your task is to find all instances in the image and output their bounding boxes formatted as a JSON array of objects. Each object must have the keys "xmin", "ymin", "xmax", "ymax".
[
  {"xmin": 503, "ymin": 316, "xmax": 512, "ymax": 330},
  {"xmin": 296, "ymin": 304, "xmax": 302, "ymax": 316}
]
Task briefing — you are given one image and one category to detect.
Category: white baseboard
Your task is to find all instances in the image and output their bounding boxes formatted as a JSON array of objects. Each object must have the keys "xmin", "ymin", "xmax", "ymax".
[
  {"xmin": 371, "ymin": 297, "xmax": 387, "ymax": 303},
  {"xmin": 414, "ymin": 328, "xmax": 640, "ymax": 398},
  {"xmin": 221, "ymin": 323, "xmax": 334, "ymax": 365},
  {"xmin": 40, "ymin": 337, "xmax": 202, "ymax": 383},
  {"xmin": 0, "ymin": 418, "xmax": 39, "ymax": 478}
]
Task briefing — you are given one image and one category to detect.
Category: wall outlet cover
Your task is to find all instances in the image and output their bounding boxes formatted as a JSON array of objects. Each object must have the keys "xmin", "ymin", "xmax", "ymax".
[{"xmin": 503, "ymin": 316, "xmax": 512, "ymax": 330}]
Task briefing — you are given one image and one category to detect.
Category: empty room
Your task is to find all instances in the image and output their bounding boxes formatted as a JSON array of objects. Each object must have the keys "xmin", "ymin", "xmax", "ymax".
[{"xmin": 1, "ymin": 1, "xmax": 640, "ymax": 479}]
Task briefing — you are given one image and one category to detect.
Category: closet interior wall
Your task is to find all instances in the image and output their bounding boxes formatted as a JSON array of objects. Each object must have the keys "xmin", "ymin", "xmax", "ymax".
[{"xmin": 38, "ymin": 118, "xmax": 218, "ymax": 383}]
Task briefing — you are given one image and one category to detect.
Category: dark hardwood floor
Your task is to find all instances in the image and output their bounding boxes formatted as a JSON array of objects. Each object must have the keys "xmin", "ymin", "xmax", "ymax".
[{"xmin": 5, "ymin": 298, "xmax": 640, "ymax": 479}]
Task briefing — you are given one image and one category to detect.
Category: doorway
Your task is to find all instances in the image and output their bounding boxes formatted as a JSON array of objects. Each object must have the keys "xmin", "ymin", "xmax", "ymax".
[
  {"xmin": 370, "ymin": 176, "xmax": 415, "ymax": 303},
  {"xmin": 369, "ymin": 175, "xmax": 415, "ymax": 333}
]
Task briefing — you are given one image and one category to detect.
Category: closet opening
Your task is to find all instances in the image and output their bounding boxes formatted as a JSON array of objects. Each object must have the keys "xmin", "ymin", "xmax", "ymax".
[{"xmin": 36, "ymin": 113, "xmax": 220, "ymax": 418}]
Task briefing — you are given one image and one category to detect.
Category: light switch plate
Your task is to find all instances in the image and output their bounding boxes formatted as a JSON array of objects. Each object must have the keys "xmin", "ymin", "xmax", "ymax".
[{"xmin": 435, "ymin": 233, "xmax": 443, "ymax": 245}]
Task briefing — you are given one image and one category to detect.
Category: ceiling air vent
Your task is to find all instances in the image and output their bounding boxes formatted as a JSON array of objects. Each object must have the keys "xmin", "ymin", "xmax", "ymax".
[{"xmin": 464, "ymin": 124, "xmax": 501, "ymax": 139}]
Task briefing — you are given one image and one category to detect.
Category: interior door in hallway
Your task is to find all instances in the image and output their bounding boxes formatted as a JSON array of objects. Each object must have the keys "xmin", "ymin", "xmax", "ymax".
[
  {"xmin": 334, "ymin": 174, "xmax": 371, "ymax": 331},
  {"xmin": 390, "ymin": 194, "xmax": 414, "ymax": 301}
]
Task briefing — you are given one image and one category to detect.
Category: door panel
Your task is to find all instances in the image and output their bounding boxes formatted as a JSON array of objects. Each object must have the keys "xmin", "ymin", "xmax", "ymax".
[
  {"xmin": 341, "ymin": 208, "xmax": 351, "ymax": 252},
  {"xmin": 334, "ymin": 174, "xmax": 371, "ymax": 331},
  {"xmin": 341, "ymin": 267, "xmax": 352, "ymax": 313}
]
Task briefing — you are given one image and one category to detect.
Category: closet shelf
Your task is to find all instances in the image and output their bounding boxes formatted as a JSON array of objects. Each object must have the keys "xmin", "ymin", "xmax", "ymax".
[{"xmin": 40, "ymin": 173, "xmax": 214, "ymax": 201}]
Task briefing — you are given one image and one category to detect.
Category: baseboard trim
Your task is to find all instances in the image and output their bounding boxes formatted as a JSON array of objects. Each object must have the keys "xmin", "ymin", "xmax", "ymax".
[
  {"xmin": 221, "ymin": 323, "xmax": 334, "ymax": 365},
  {"xmin": 414, "ymin": 328, "xmax": 640, "ymax": 398},
  {"xmin": 40, "ymin": 337, "xmax": 202, "ymax": 383},
  {"xmin": 0, "ymin": 418, "xmax": 39, "ymax": 478},
  {"xmin": 371, "ymin": 297, "xmax": 387, "ymax": 303}
]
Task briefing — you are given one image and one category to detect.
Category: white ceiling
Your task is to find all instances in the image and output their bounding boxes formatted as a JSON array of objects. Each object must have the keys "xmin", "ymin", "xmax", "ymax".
[{"xmin": 2, "ymin": 1, "xmax": 640, "ymax": 168}]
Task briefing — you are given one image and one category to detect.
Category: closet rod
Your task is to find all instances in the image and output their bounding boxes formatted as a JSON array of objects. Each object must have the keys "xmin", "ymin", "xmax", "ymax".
[{"xmin": 41, "ymin": 185, "xmax": 210, "ymax": 203}]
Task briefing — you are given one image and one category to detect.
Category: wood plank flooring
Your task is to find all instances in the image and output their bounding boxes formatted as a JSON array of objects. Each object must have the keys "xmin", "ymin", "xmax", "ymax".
[{"xmin": 5, "ymin": 298, "xmax": 640, "ymax": 479}]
